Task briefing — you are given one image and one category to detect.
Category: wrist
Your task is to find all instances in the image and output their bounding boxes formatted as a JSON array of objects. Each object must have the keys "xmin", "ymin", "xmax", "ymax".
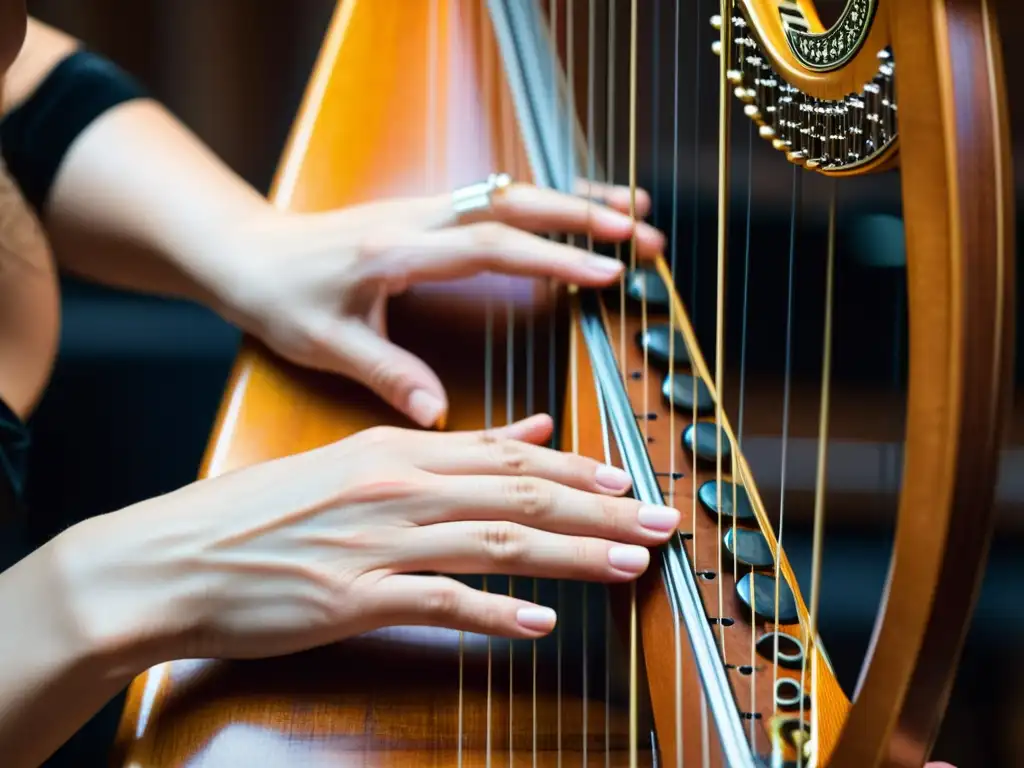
[
  {"xmin": 179, "ymin": 203, "xmax": 286, "ymax": 333},
  {"xmin": 0, "ymin": 536, "xmax": 139, "ymax": 702},
  {"xmin": 46, "ymin": 510, "xmax": 189, "ymax": 678}
]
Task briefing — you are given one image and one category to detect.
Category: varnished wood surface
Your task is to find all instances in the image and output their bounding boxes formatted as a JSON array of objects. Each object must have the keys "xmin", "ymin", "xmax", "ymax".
[
  {"xmin": 113, "ymin": 0, "xmax": 1013, "ymax": 766},
  {"xmin": 824, "ymin": 1, "xmax": 1015, "ymax": 766}
]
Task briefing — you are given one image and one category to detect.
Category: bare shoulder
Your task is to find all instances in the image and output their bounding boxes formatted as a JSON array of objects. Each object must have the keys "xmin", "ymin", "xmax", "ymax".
[{"xmin": 2, "ymin": 17, "xmax": 79, "ymax": 116}]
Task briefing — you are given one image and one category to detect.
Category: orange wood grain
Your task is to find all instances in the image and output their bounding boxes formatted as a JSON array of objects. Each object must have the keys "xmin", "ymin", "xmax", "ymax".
[{"xmin": 112, "ymin": 0, "xmax": 1013, "ymax": 766}]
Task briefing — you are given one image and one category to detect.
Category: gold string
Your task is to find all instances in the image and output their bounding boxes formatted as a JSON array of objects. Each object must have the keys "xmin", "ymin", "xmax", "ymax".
[
  {"xmin": 584, "ymin": 1, "xmax": 598, "ymax": 763},
  {"xmin": 498, "ymin": 39, "xmax": 518, "ymax": 767},
  {"xmin": 540, "ymin": 2, "xmax": 559, "ymax": 765},
  {"xmin": 803, "ymin": 181, "xmax": 837, "ymax": 768},
  {"xmin": 666, "ymin": 0, "xmax": 685, "ymax": 762},
  {"xmin": 481, "ymin": 5, "xmax": 496, "ymax": 764},
  {"xmin": 714, "ymin": 0, "xmax": 733, "ymax": 661},
  {"xmin": 627, "ymin": 1, "xmax": 639, "ymax": 765}
]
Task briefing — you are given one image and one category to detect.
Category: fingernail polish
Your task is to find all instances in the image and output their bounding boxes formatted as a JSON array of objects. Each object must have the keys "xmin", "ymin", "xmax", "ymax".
[
  {"xmin": 608, "ymin": 545, "xmax": 650, "ymax": 573},
  {"xmin": 408, "ymin": 390, "xmax": 446, "ymax": 429},
  {"xmin": 637, "ymin": 505, "xmax": 680, "ymax": 533},
  {"xmin": 595, "ymin": 464, "xmax": 631, "ymax": 492},
  {"xmin": 517, "ymin": 606, "xmax": 557, "ymax": 632}
]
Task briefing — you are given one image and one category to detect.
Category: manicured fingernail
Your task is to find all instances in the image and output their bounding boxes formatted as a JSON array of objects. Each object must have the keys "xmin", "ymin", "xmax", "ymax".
[
  {"xmin": 595, "ymin": 464, "xmax": 631, "ymax": 492},
  {"xmin": 408, "ymin": 390, "xmax": 446, "ymax": 429},
  {"xmin": 517, "ymin": 606, "xmax": 557, "ymax": 632},
  {"xmin": 608, "ymin": 545, "xmax": 650, "ymax": 573},
  {"xmin": 637, "ymin": 505, "xmax": 680, "ymax": 533},
  {"xmin": 589, "ymin": 256, "xmax": 624, "ymax": 276}
]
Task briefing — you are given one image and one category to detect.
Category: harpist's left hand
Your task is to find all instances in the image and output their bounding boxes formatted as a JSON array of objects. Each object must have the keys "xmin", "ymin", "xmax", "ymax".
[{"xmin": 213, "ymin": 181, "xmax": 663, "ymax": 429}]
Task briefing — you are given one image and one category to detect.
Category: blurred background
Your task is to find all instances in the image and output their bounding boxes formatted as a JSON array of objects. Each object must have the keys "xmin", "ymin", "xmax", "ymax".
[{"xmin": 19, "ymin": 0, "xmax": 1024, "ymax": 766}]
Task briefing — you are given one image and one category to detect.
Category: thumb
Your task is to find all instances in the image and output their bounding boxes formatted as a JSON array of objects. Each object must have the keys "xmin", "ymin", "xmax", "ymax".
[{"xmin": 328, "ymin": 321, "xmax": 448, "ymax": 429}]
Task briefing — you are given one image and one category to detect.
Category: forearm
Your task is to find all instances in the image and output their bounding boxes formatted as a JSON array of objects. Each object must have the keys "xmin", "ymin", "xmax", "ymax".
[
  {"xmin": 5, "ymin": 18, "xmax": 268, "ymax": 312},
  {"xmin": 0, "ymin": 535, "xmax": 144, "ymax": 768},
  {"xmin": 45, "ymin": 96, "xmax": 268, "ymax": 310}
]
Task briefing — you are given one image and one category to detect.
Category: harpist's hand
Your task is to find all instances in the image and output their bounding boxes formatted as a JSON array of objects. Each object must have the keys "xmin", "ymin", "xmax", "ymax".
[
  {"xmin": 53, "ymin": 414, "xmax": 678, "ymax": 663},
  {"xmin": 210, "ymin": 182, "xmax": 663, "ymax": 429}
]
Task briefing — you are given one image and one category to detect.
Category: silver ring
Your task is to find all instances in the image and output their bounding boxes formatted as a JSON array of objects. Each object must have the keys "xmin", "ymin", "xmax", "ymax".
[{"xmin": 451, "ymin": 172, "xmax": 512, "ymax": 216}]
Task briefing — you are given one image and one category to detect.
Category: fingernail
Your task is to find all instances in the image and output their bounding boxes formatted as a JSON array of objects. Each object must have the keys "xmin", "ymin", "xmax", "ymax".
[
  {"xmin": 516, "ymin": 606, "xmax": 557, "ymax": 632},
  {"xmin": 589, "ymin": 256, "xmax": 624, "ymax": 276},
  {"xmin": 608, "ymin": 545, "xmax": 650, "ymax": 573},
  {"xmin": 637, "ymin": 505, "xmax": 680, "ymax": 533},
  {"xmin": 595, "ymin": 464, "xmax": 631, "ymax": 492},
  {"xmin": 408, "ymin": 390, "xmax": 446, "ymax": 429}
]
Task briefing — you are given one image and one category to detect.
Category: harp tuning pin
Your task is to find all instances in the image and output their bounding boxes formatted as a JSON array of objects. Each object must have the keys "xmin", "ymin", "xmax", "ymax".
[
  {"xmin": 710, "ymin": 14, "xmax": 722, "ymax": 29},
  {"xmin": 787, "ymin": 150, "xmax": 808, "ymax": 166},
  {"xmin": 727, "ymin": 69, "xmax": 743, "ymax": 85},
  {"xmin": 805, "ymin": 158, "xmax": 820, "ymax": 170},
  {"xmin": 771, "ymin": 138, "xmax": 789, "ymax": 151},
  {"xmin": 759, "ymin": 125, "xmax": 776, "ymax": 139},
  {"xmin": 743, "ymin": 104, "xmax": 761, "ymax": 120},
  {"xmin": 711, "ymin": 40, "xmax": 722, "ymax": 56},
  {"xmin": 735, "ymin": 86, "xmax": 756, "ymax": 103}
]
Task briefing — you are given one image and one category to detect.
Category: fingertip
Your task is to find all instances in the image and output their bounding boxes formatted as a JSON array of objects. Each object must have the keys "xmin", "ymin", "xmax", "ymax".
[
  {"xmin": 607, "ymin": 544, "xmax": 652, "ymax": 579},
  {"xmin": 580, "ymin": 256, "xmax": 626, "ymax": 286},
  {"xmin": 518, "ymin": 413, "xmax": 556, "ymax": 442},
  {"xmin": 515, "ymin": 605, "xmax": 557, "ymax": 634},
  {"xmin": 408, "ymin": 389, "xmax": 449, "ymax": 429},
  {"xmin": 494, "ymin": 413, "xmax": 554, "ymax": 444},
  {"xmin": 635, "ymin": 223, "xmax": 666, "ymax": 253},
  {"xmin": 600, "ymin": 185, "xmax": 653, "ymax": 217},
  {"xmin": 595, "ymin": 464, "xmax": 633, "ymax": 494},
  {"xmin": 633, "ymin": 188, "xmax": 653, "ymax": 216}
]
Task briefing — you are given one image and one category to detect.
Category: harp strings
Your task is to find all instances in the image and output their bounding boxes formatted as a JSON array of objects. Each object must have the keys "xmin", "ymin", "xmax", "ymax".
[
  {"xmin": 455, "ymin": 1, "xmax": 843, "ymax": 764},
  {"xmin": 668, "ymin": 0, "xmax": 684, "ymax": 764},
  {"xmin": 626, "ymin": 1, "xmax": 641, "ymax": 764},
  {"xmin": 584, "ymin": 0, "xmax": 597, "ymax": 763},
  {"xmin": 481, "ymin": 0, "xmax": 494, "ymax": 761},
  {"xmin": 605, "ymin": 6, "xmax": 619, "ymax": 767},
  {"xmin": 773, "ymin": 163, "xmax": 799, "ymax": 712},
  {"xmin": 491, "ymin": 1, "xmax": 839, "ymax": 764},
  {"xmin": 738, "ymin": 120, "xmax": 756, "ymax": 749},
  {"xmin": 803, "ymin": 182, "xmax": 838, "ymax": 767}
]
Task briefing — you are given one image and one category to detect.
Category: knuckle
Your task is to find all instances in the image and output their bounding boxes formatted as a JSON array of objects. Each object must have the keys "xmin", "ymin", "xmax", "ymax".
[
  {"xmin": 354, "ymin": 232, "xmax": 393, "ymax": 263},
  {"xmin": 493, "ymin": 438, "xmax": 528, "ymax": 475},
  {"xmin": 366, "ymin": 362, "xmax": 414, "ymax": 403},
  {"xmin": 421, "ymin": 584, "xmax": 462, "ymax": 619},
  {"xmin": 572, "ymin": 539, "xmax": 597, "ymax": 571},
  {"xmin": 507, "ymin": 477, "xmax": 552, "ymax": 520},
  {"xmin": 469, "ymin": 221, "xmax": 512, "ymax": 250},
  {"xmin": 358, "ymin": 425, "xmax": 404, "ymax": 449},
  {"xmin": 599, "ymin": 496, "xmax": 632, "ymax": 535},
  {"xmin": 478, "ymin": 604, "xmax": 506, "ymax": 632},
  {"xmin": 479, "ymin": 522, "xmax": 525, "ymax": 564}
]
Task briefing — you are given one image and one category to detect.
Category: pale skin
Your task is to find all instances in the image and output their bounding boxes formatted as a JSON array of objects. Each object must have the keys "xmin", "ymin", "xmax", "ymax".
[{"xmin": 0, "ymin": 10, "xmax": 956, "ymax": 768}]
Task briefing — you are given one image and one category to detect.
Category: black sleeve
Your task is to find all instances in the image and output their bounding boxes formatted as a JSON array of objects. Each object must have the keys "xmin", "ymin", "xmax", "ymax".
[{"xmin": 0, "ymin": 49, "xmax": 149, "ymax": 215}]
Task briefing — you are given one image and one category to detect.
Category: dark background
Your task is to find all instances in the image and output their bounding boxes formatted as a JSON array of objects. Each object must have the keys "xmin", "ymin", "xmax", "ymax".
[{"xmin": 19, "ymin": 1, "xmax": 1024, "ymax": 766}]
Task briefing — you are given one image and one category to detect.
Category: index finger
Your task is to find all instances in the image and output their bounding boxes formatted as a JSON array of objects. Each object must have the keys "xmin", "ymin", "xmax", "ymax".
[
  {"xmin": 462, "ymin": 183, "xmax": 666, "ymax": 256},
  {"xmin": 387, "ymin": 183, "xmax": 664, "ymax": 252},
  {"xmin": 411, "ymin": 414, "xmax": 635, "ymax": 497}
]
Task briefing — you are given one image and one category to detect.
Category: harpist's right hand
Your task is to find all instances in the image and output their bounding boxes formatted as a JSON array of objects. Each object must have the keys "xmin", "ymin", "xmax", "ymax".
[{"xmin": 51, "ymin": 413, "xmax": 678, "ymax": 666}]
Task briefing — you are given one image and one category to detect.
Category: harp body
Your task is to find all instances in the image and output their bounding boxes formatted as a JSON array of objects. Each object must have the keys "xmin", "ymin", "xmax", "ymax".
[{"xmin": 112, "ymin": 1, "xmax": 1013, "ymax": 766}]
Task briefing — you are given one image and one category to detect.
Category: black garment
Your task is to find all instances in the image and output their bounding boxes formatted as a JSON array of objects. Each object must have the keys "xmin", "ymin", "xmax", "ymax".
[
  {"xmin": 1, "ymin": 49, "xmax": 148, "ymax": 215},
  {"xmin": 0, "ymin": 394, "xmax": 29, "ymax": 574},
  {"xmin": 0, "ymin": 46, "xmax": 147, "ymax": 551},
  {"xmin": 0, "ymin": 47, "xmax": 148, "ymax": 767}
]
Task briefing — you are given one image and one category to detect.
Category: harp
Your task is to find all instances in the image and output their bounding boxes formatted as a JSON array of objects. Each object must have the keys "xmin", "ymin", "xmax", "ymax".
[{"xmin": 112, "ymin": 0, "xmax": 1013, "ymax": 766}]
